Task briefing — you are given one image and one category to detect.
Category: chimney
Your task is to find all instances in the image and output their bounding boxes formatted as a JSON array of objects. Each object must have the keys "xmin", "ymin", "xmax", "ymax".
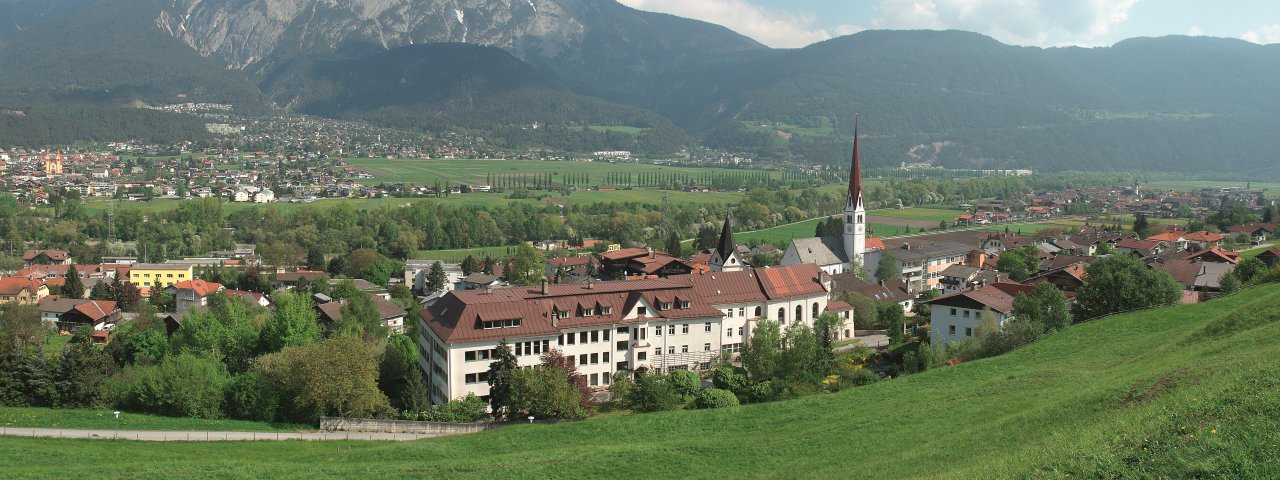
[
  {"xmin": 540, "ymin": 278, "xmax": 548, "ymax": 294},
  {"xmin": 901, "ymin": 242, "xmax": 911, "ymax": 250},
  {"xmin": 484, "ymin": 284, "xmax": 494, "ymax": 294},
  {"xmin": 586, "ymin": 278, "xmax": 595, "ymax": 290}
]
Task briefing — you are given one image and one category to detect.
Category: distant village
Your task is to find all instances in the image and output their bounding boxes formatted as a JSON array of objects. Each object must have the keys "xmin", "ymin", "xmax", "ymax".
[{"xmin": 2, "ymin": 126, "xmax": 1276, "ymax": 409}]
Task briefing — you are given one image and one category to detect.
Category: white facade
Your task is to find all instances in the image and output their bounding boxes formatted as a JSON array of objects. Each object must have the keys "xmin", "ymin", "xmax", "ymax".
[
  {"xmin": 930, "ymin": 304, "xmax": 1009, "ymax": 347},
  {"xmin": 419, "ymin": 280, "xmax": 847, "ymax": 405}
]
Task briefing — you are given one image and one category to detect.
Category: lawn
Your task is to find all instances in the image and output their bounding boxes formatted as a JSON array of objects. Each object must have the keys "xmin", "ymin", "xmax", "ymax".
[
  {"xmin": 4, "ymin": 285, "xmax": 1279, "ymax": 478},
  {"xmin": 0, "ymin": 407, "xmax": 307, "ymax": 433},
  {"xmin": 1147, "ymin": 180, "xmax": 1280, "ymax": 197},
  {"xmin": 871, "ymin": 207, "xmax": 963, "ymax": 222}
]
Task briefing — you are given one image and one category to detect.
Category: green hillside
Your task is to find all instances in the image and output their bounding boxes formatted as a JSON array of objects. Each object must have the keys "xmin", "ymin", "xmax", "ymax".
[{"xmin": 5, "ymin": 285, "xmax": 1280, "ymax": 478}]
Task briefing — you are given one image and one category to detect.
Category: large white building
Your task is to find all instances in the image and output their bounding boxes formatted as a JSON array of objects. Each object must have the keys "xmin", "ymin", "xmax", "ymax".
[
  {"xmin": 404, "ymin": 260, "xmax": 464, "ymax": 296},
  {"xmin": 417, "ymin": 264, "xmax": 854, "ymax": 405}
]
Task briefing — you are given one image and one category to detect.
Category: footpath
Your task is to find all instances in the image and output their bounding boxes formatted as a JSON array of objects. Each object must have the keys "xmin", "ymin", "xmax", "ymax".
[{"xmin": 0, "ymin": 426, "xmax": 433, "ymax": 442}]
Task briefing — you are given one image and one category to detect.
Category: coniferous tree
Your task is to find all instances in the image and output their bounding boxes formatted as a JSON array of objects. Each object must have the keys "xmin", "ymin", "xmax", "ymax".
[
  {"xmin": 486, "ymin": 340, "xmax": 518, "ymax": 420},
  {"xmin": 62, "ymin": 261, "xmax": 85, "ymax": 299}
]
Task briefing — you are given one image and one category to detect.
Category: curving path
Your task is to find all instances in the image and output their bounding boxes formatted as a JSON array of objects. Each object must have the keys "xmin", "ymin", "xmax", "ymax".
[{"xmin": 0, "ymin": 426, "xmax": 432, "ymax": 442}]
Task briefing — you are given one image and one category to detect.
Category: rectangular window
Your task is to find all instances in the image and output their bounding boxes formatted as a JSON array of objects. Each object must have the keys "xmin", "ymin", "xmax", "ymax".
[
  {"xmin": 655, "ymin": 326, "xmax": 663, "ymax": 336},
  {"xmin": 591, "ymin": 331, "xmax": 599, "ymax": 343},
  {"xmin": 726, "ymin": 309, "xmax": 733, "ymax": 318},
  {"xmin": 949, "ymin": 325, "xmax": 957, "ymax": 335},
  {"xmin": 738, "ymin": 327, "xmax": 744, "ymax": 336},
  {"xmin": 602, "ymin": 307, "xmax": 613, "ymax": 315},
  {"xmin": 705, "ymin": 322, "xmax": 712, "ymax": 332},
  {"xmin": 602, "ymin": 373, "xmax": 611, "ymax": 385},
  {"xmin": 680, "ymin": 301, "xmax": 690, "ymax": 309},
  {"xmin": 654, "ymin": 348, "xmax": 662, "ymax": 357},
  {"xmin": 567, "ymin": 334, "xmax": 576, "ymax": 345},
  {"xmin": 465, "ymin": 351, "xmax": 476, "ymax": 362},
  {"xmin": 727, "ymin": 329, "xmax": 733, "ymax": 337},
  {"xmin": 579, "ymin": 332, "xmax": 588, "ymax": 344},
  {"xmin": 965, "ymin": 327, "xmax": 973, "ymax": 337},
  {"xmin": 681, "ymin": 324, "xmax": 689, "ymax": 334},
  {"xmin": 637, "ymin": 352, "xmax": 647, "ymax": 361},
  {"xmin": 639, "ymin": 328, "xmax": 646, "ymax": 340},
  {"xmin": 579, "ymin": 354, "xmax": 588, "ymax": 366},
  {"xmin": 590, "ymin": 353, "xmax": 599, "ymax": 364},
  {"xmin": 558, "ymin": 334, "xmax": 564, "ymax": 346},
  {"xmin": 617, "ymin": 326, "xmax": 628, "ymax": 333},
  {"xmin": 617, "ymin": 340, "xmax": 628, "ymax": 351},
  {"xmin": 681, "ymin": 345, "xmax": 688, "ymax": 353},
  {"xmin": 668, "ymin": 325, "xmax": 675, "ymax": 335},
  {"xmin": 950, "ymin": 308, "xmax": 957, "ymax": 315},
  {"xmin": 737, "ymin": 307, "xmax": 745, "ymax": 317},
  {"xmin": 637, "ymin": 306, "xmax": 646, "ymax": 315},
  {"xmin": 543, "ymin": 340, "xmax": 549, "ymax": 352},
  {"xmin": 668, "ymin": 346, "xmax": 675, "ymax": 355},
  {"xmin": 603, "ymin": 352, "xmax": 610, "ymax": 362},
  {"xmin": 704, "ymin": 343, "xmax": 711, "ymax": 351},
  {"xmin": 963, "ymin": 310, "xmax": 971, "ymax": 318},
  {"xmin": 589, "ymin": 374, "xmax": 599, "ymax": 387},
  {"xmin": 603, "ymin": 329, "xmax": 610, "ymax": 341}
]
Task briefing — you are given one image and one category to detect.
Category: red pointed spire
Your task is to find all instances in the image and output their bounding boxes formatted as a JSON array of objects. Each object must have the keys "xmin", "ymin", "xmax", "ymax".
[{"xmin": 849, "ymin": 116, "xmax": 861, "ymax": 201}]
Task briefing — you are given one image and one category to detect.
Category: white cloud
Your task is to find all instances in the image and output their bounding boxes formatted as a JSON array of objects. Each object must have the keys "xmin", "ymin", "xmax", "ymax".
[
  {"xmin": 872, "ymin": 0, "xmax": 1138, "ymax": 46},
  {"xmin": 1187, "ymin": 25, "xmax": 1204, "ymax": 36},
  {"xmin": 617, "ymin": 0, "xmax": 858, "ymax": 48},
  {"xmin": 1241, "ymin": 24, "xmax": 1280, "ymax": 44}
]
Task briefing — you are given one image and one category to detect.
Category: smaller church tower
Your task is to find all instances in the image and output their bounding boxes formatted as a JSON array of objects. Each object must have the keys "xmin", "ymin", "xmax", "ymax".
[
  {"xmin": 843, "ymin": 118, "xmax": 866, "ymax": 268},
  {"xmin": 710, "ymin": 213, "xmax": 745, "ymax": 272}
]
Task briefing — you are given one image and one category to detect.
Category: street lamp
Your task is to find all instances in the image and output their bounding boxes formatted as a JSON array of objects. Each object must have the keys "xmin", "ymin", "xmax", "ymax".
[
  {"xmin": 113, "ymin": 411, "xmax": 121, "ymax": 439},
  {"xmin": 527, "ymin": 415, "xmax": 534, "ymax": 424}
]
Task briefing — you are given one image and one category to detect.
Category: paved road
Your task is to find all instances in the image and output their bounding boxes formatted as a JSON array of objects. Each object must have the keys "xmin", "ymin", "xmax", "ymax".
[
  {"xmin": 0, "ymin": 427, "xmax": 434, "ymax": 442},
  {"xmin": 836, "ymin": 330, "xmax": 890, "ymax": 352}
]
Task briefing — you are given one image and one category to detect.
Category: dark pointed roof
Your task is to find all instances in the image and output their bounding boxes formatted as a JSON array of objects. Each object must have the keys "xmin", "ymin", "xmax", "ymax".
[
  {"xmin": 849, "ymin": 116, "xmax": 862, "ymax": 202},
  {"xmin": 716, "ymin": 213, "xmax": 737, "ymax": 262}
]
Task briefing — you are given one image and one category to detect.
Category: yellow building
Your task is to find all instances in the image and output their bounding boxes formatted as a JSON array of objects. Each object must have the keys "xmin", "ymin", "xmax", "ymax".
[{"xmin": 128, "ymin": 264, "xmax": 195, "ymax": 289}]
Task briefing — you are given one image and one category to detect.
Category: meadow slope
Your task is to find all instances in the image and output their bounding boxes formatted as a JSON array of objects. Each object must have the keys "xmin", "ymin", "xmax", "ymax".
[{"xmin": 3, "ymin": 285, "xmax": 1280, "ymax": 479}]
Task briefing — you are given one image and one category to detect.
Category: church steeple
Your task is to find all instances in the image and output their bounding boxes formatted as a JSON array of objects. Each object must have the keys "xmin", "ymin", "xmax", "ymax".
[
  {"xmin": 848, "ymin": 117, "xmax": 862, "ymax": 206},
  {"xmin": 711, "ymin": 213, "xmax": 743, "ymax": 272},
  {"xmin": 843, "ymin": 116, "xmax": 866, "ymax": 270}
]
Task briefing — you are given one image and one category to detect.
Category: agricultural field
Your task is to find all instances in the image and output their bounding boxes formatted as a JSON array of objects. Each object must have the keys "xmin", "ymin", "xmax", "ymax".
[
  {"xmin": 5, "ymin": 285, "xmax": 1280, "ymax": 478},
  {"xmin": 412, "ymin": 245, "xmax": 523, "ymax": 264},
  {"xmin": 586, "ymin": 125, "xmax": 649, "ymax": 135},
  {"xmin": 343, "ymin": 158, "xmax": 796, "ymax": 188},
  {"xmin": 1147, "ymin": 180, "xmax": 1280, "ymax": 198}
]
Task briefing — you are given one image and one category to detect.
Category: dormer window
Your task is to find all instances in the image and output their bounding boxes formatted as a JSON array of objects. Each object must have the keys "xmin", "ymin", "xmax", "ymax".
[
  {"xmin": 659, "ymin": 302, "xmax": 671, "ymax": 310},
  {"xmin": 680, "ymin": 301, "xmax": 691, "ymax": 309},
  {"xmin": 581, "ymin": 306, "xmax": 595, "ymax": 317},
  {"xmin": 481, "ymin": 318, "xmax": 522, "ymax": 330},
  {"xmin": 601, "ymin": 306, "xmax": 613, "ymax": 315}
]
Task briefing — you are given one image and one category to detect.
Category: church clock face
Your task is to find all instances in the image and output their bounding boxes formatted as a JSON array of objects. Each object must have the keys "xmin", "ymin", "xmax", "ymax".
[{"xmin": 856, "ymin": 225, "xmax": 864, "ymax": 234}]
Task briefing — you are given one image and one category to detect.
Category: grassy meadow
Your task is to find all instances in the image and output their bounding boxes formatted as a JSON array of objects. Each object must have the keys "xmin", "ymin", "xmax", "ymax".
[
  {"xmin": 4, "ymin": 284, "xmax": 1279, "ymax": 478},
  {"xmin": 0, "ymin": 407, "xmax": 306, "ymax": 433}
]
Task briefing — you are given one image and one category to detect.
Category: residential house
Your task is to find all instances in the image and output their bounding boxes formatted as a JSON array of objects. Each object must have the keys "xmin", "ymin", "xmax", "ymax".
[
  {"xmin": 273, "ymin": 270, "xmax": 329, "ymax": 289},
  {"xmin": 0, "ymin": 277, "xmax": 50, "ymax": 305},
  {"xmin": 937, "ymin": 264, "xmax": 1008, "ymax": 294},
  {"xmin": 405, "ymin": 260, "xmax": 465, "ymax": 295},
  {"xmin": 170, "ymin": 279, "xmax": 225, "ymax": 312},
  {"xmin": 1256, "ymin": 248, "xmax": 1280, "ymax": 268},
  {"xmin": 317, "ymin": 294, "xmax": 409, "ymax": 334},
  {"xmin": 1227, "ymin": 222, "xmax": 1274, "ymax": 244},
  {"xmin": 865, "ymin": 240, "xmax": 972, "ymax": 293},
  {"xmin": 22, "ymin": 249, "xmax": 71, "ymax": 266},
  {"xmin": 1182, "ymin": 231, "xmax": 1227, "ymax": 250},
  {"xmin": 927, "ymin": 283, "xmax": 1034, "ymax": 347}
]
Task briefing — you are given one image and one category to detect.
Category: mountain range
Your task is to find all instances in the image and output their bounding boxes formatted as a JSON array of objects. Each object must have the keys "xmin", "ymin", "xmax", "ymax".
[{"xmin": 2, "ymin": 0, "xmax": 1280, "ymax": 176}]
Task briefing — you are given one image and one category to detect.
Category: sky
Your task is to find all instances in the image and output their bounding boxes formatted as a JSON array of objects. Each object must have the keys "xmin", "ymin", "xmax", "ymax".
[{"xmin": 616, "ymin": 0, "xmax": 1280, "ymax": 48}]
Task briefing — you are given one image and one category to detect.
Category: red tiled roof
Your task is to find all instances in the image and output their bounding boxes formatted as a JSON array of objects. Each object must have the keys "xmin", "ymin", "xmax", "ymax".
[
  {"xmin": 72, "ymin": 301, "xmax": 118, "ymax": 322},
  {"xmin": 0, "ymin": 277, "xmax": 45, "ymax": 296},
  {"xmin": 174, "ymin": 279, "xmax": 223, "ymax": 297},
  {"xmin": 21, "ymin": 249, "xmax": 69, "ymax": 262},
  {"xmin": 600, "ymin": 247, "xmax": 651, "ymax": 262}
]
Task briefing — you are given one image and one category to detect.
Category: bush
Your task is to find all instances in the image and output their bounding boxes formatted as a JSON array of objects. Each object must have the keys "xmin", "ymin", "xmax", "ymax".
[
  {"xmin": 225, "ymin": 372, "xmax": 279, "ymax": 422},
  {"xmin": 109, "ymin": 353, "xmax": 231, "ymax": 418},
  {"xmin": 416, "ymin": 393, "xmax": 488, "ymax": 423},
  {"xmin": 840, "ymin": 367, "xmax": 879, "ymax": 388},
  {"xmin": 694, "ymin": 388, "xmax": 739, "ymax": 409},
  {"xmin": 748, "ymin": 380, "xmax": 790, "ymax": 403},
  {"xmin": 712, "ymin": 365, "xmax": 749, "ymax": 396},
  {"xmin": 53, "ymin": 342, "xmax": 117, "ymax": 408},
  {"xmin": 668, "ymin": 369, "xmax": 701, "ymax": 397},
  {"xmin": 608, "ymin": 372, "xmax": 634, "ymax": 406},
  {"xmin": 626, "ymin": 372, "xmax": 682, "ymax": 413}
]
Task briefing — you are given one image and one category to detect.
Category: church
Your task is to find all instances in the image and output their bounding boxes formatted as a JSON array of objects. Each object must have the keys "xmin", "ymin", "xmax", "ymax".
[{"xmin": 780, "ymin": 120, "xmax": 881, "ymax": 275}]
